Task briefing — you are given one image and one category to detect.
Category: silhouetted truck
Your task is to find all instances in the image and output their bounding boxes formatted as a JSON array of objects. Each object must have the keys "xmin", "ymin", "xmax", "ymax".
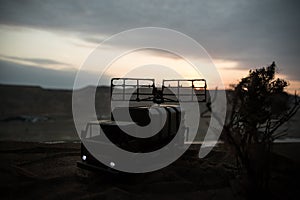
[{"xmin": 77, "ymin": 78, "xmax": 206, "ymax": 173}]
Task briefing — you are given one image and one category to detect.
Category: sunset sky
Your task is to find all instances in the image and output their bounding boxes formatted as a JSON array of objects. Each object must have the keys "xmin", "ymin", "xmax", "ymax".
[{"xmin": 0, "ymin": 0, "xmax": 299, "ymax": 92}]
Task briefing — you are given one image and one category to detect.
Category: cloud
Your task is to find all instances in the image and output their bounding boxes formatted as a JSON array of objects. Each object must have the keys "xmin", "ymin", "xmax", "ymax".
[
  {"xmin": 0, "ymin": 0, "xmax": 299, "ymax": 81},
  {"xmin": 79, "ymin": 35, "xmax": 106, "ymax": 44},
  {"xmin": 0, "ymin": 55, "xmax": 70, "ymax": 66},
  {"xmin": 0, "ymin": 59, "xmax": 110, "ymax": 89},
  {"xmin": 143, "ymin": 49, "xmax": 182, "ymax": 60}
]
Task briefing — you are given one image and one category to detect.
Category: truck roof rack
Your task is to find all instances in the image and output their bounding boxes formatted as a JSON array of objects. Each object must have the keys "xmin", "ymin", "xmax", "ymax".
[{"xmin": 111, "ymin": 78, "xmax": 206, "ymax": 104}]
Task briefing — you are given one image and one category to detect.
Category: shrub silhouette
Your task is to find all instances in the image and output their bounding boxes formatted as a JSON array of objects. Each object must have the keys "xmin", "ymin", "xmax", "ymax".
[{"xmin": 223, "ymin": 62, "xmax": 299, "ymax": 195}]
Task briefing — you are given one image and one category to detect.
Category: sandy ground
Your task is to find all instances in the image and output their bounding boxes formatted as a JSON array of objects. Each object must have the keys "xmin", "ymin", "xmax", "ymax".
[
  {"xmin": 1, "ymin": 85, "xmax": 299, "ymax": 199},
  {"xmin": 0, "ymin": 141, "xmax": 299, "ymax": 200}
]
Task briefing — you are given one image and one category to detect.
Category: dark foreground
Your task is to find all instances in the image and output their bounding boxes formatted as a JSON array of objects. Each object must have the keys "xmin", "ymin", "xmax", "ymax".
[{"xmin": 0, "ymin": 141, "xmax": 299, "ymax": 200}]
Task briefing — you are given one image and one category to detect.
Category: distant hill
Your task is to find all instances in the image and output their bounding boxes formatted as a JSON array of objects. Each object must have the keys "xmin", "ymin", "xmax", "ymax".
[
  {"xmin": 0, "ymin": 84, "xmax": 298, "ymax": 139},
  {"xmin": 0, "ymin": 84, "xmax": 110, "ymax": 117}
]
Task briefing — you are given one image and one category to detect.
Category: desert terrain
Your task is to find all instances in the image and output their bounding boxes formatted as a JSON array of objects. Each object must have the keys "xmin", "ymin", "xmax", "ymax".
[{"xmin": 0, "ymin": 84, "xmax": 299, "ymax": 199}]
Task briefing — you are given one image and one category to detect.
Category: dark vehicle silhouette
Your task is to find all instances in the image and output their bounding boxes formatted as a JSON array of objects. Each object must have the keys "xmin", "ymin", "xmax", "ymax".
[{"xmin": 77, "ymin": 78, "xmax": 206, "ymax": 173}]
